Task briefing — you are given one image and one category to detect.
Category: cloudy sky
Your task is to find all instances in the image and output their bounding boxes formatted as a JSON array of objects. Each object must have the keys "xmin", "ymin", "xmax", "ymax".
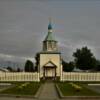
[{"xmin": 0, "ymin": 0, "xmax": 100, "ymax": 62}]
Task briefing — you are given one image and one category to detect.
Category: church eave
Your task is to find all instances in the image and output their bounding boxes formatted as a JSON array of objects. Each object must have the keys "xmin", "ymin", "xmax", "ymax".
[
  {"xmin": 38, "ymin": 51, "xmax": 61, "ymax": 54},
  {"xmin": 43, "ymin": 40, "xmax": 57, "ymax": 42}
]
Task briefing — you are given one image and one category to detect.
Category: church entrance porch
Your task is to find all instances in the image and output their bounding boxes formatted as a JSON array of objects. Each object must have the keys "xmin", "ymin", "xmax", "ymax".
[{"xmin": 43, "ymin": 66, "xmax": 56, "ymax": 80}]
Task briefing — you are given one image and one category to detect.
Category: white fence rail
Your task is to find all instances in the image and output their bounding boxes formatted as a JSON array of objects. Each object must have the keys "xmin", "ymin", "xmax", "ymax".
[
  {"xmin": 0, "ymin": 72, "xmax": 40, "ymax": 82},
  {"xmin": 0, "ymin": 72, "xmax": 100, "ymax": 82},
  {"xmin": 62, "ymin": 72, "xmax": 100, "ymax": 82}
]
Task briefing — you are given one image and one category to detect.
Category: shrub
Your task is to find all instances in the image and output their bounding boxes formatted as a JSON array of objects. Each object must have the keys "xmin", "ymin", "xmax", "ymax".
[{"xmin": 69, "ymin": 82, "xmax": 82, "ymax": 92}]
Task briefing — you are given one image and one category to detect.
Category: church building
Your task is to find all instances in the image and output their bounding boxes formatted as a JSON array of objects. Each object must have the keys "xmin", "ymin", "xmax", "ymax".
[{"xmin": 37, "ymin": 21, "xmax": 63, "ymax": 80}]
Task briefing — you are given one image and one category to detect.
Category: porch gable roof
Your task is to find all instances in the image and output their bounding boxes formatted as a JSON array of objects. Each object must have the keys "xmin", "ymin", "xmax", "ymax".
[{"xmin": 43, "ymin": 61, "xmax": 57, "ymax": 68}]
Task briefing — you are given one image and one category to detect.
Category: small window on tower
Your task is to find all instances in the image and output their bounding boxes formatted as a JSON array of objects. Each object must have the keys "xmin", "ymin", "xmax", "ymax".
[
  {"xmin": 47, "ymin": 42, "xmax": 52, "ymax": 51},
  {"xmin": 49, "ymin": 42, "xmax": 52, "ymax": 48}
]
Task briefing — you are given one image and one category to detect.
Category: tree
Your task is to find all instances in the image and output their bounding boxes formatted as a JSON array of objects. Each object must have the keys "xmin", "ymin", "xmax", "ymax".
[
  {"xmin": 95, "ymin": 60, "xmax": 100, "ymax": 71},
  {"xmin": 62, "ymin": 60, "xmax": 74, "ymax": 72},
  {"xmin": 73, "ymin": 46, "xmax": 97, "ymax": 70},
  {"xmin": 17, "ymin": 67, "xmax": 21, "ymax": 72},
  {"xmin": 24, "ymin": 60, "xmax": 34, "ymax": 72},
  {"xmin": 62, "ymin": 60, "xmax": 68, "ymax": 71},
  {"xmin": 68, "ymin": 62, "xmax": 75, "ymax": 71},
  {"xmin": 7, "ymin": 66, "xmax": 13, "ymax": 72},
  {"xmin": 35, "ymin": 53, "xmax": 40, "ymax": 71}
]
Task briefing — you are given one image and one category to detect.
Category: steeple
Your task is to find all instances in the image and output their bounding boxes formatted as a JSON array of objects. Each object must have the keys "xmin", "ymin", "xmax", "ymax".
[
  {"xmin": 44, "ymin": 19, "xmax": 56, "ymax": 41},
  {"xmin": 43, "ymin": 20, "xmax": 58, "ymax": 52}
]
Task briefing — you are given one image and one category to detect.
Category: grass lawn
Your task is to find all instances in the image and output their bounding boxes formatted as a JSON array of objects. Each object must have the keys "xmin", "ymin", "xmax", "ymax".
[
  {"xmin": 57, "ymin": 82, "xmax": 100, "ymax": 96},
  {"xmin": 0, "ymin": 82, "xmax": 41, "ymax": 96}
]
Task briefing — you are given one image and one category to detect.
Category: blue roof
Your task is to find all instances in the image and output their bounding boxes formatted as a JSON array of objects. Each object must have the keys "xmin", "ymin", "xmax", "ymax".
[{"xmin": 48, "ymin": 23, "xmax": 52, "ymax": 30}]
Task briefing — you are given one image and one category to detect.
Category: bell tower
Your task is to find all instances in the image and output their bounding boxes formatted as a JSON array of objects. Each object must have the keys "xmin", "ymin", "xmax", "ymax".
[
  {"xmin": 43, "ymin": 20, "xmax": 58, "ymax": 52},
  {"xmin": 36, "ymin": 20, "xmax": 62, "ymax": 80}
]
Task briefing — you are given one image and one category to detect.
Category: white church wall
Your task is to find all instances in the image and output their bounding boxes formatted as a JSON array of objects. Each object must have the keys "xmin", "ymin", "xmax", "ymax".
[
  {"xmin": 61, "ymin": 72, "xmax": 100, "ymax": 82},
  {"xmin": 39, "ymin": 54, "xmax": 61, "ymax": 78},
  {"xmin": 0, "ymin": 72, "xmax": 40, "ymax": 82}
]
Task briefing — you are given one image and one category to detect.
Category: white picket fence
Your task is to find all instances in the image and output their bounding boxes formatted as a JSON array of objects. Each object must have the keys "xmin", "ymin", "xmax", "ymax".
[
  {"xmin": 0, "ymin": 72, "xmax": 40, "ymax": 82},
  {"xmin": 0, "ymin": 72, "xmax": 100, "ymax": 82},
  {"xmin": 61, "ymin": 72, "xmax": 100, "ymax": 82}
]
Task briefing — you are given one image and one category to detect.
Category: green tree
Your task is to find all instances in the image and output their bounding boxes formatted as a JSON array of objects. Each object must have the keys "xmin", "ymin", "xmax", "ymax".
[
  {"xmin": 7, "ymin": 66, "xmax": 13, "ymax": 72},
  {"xmin": 95, "ymin": 60, "xmax": 100, "ymax": 71},
  {"xmin": 68, "ymin": 62, "xmax": 75, "ymax": 72},
  {"xmin": 62, "ymin": 60, "xmax": 74, "ymax": 72},
  {"xmin": 24, "ymin": 60, "xmax": 34, "ymax": 72},
  {"xmin": 73, "ymin": 46, "xmax": 97, "ymax": 70},
  {"xmin": 35, "ymin": 53, "xmax": 39, "ymax": 71},
  {"xmin": 17, "ymin": 67, "xmax": 21, "ymax": 72}
]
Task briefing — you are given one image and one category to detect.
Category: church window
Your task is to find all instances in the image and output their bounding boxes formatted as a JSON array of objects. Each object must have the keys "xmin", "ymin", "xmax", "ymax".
[{"xmin": 48, "ymin": 42, "xmax": 52, "ymax": 48}]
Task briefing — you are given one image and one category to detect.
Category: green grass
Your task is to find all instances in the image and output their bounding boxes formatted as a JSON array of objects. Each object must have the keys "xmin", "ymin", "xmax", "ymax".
[
  {"xmin": 57, "ymin": 82, "xmax": 100, "ymax": 96},
  {"xmin": 0, "ymin": 82, "xmax": 41, "ymax": 96}
]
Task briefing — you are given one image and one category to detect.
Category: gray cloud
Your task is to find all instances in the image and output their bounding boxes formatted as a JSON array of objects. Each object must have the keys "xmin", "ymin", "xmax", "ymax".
[{"xmin": 0, "ymin": 0, "xmax": 100, "ymax": 62}]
